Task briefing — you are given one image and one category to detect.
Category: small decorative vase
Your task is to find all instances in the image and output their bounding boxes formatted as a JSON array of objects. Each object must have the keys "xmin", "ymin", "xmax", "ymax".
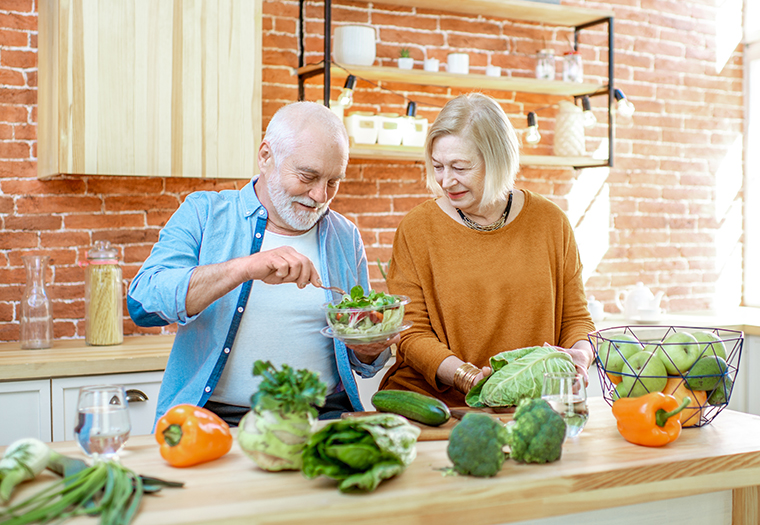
[
  {"xmin": 237, "ymin": 408, "xmax": 316, "ymax": 471},
  {"xmin": 20, "ymin": 255, "xmax": 54, "ymax": 349},
  {"xmin": 553, "ymin": 100, "xmax": 586, "ymax": 157},
  {"xmin": 333, "ymin": 25, "xmax": 376, "ymax": 66}
]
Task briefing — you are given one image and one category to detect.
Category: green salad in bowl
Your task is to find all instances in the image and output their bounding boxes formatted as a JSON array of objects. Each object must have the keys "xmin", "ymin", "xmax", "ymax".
[{"xmin": 321, "ymin": 285, "xmax": 411, "ymax": 345}]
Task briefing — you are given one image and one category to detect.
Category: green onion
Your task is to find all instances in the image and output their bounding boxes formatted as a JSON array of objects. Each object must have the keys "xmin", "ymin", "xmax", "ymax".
[{"xmin": 0, "ymin": 458, "xmax": 165, "ymax": 525}]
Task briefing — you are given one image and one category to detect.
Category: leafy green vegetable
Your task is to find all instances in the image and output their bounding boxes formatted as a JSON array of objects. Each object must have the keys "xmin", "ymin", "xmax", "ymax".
[
  {"xmin": 466, "ymin": 346, "xmax": 576, "ymax": 408},
  {"xmin": 240, "ymin": 360, "xmax": 328, "ymax": 472},
  {"xmin": 301, "ymin": 414, "xmax": 420, "ymax": 492},
  {"xmin": 250, "ymin": 360, "xmax": 327, "ymax": 419},
  {"xmin": 505, "ymin": 398, "xmax": 566, "ymax": 464},
  {"xmin": 447, "ymin": 413, "xmax": 509, "ymax": 477}
]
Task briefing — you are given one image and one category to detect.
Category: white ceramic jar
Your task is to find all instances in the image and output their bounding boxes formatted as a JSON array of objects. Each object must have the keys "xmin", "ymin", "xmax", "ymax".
[
  {"xmin": 402, "ymin": 117, "xmax": 428, "ymax": 147},
  {"xmin": 447, "ymin": 53, "xmax": 469, "ymax": 74},
  {"xmin": 333, "ymin": 25, "xmax": 376, "ymax": 66},
  {"xmin": 377, "ymin": 113, "xmax": 404, "ymax": 146},
  {"xmin": 345, "ymin": 112, "xmax": 378, "ymax": 144}
]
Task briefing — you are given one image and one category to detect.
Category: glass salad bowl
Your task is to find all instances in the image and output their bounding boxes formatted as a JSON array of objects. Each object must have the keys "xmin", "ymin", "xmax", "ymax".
[{"xmin": 321, "ymin": 288, "xmax": 411, "ymax": 345}]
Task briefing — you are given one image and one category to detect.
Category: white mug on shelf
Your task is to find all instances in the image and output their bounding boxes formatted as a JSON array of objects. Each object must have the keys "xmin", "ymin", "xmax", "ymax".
[
  {"xmin": 447, "ymin": 53, "xmax": 469, "ymax": 74},
  {"xmin": 423, "ymin": 58, "xmax": 439, "ymax": 72},
  {"xmin": 485, "ymin": 64, "xmax": 501, "ymax": 77}
]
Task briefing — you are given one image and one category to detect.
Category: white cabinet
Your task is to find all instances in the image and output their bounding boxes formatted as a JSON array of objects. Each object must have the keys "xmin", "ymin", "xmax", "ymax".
[
  {"xmin": 0, "ymin": 379, "xmax": 52, "ymax": 446},
  {"xmin": 51, "ymin": 371, "xmax": 164, "ymax": 442},
  {"xmin": 729, "ymin": 334, "xmax": 759, "ymax": 416}
]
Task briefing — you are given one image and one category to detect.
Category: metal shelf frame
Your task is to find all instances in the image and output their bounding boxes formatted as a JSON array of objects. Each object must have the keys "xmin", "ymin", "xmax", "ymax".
[{"xmin": 297, "ymin": 1, "xmax": 615, "ymax": 168}]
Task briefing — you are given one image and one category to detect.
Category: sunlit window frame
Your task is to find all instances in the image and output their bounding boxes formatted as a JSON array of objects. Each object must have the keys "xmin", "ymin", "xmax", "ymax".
[{"xmin": 744, "ymin": 0, "xmax": 760, "ymax": 307}]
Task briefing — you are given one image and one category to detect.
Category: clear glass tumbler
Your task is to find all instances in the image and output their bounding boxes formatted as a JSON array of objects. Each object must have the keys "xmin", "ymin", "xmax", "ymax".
[
  {"xmin": 74, "ymin": 385, "xmax": 131, "ymax": 462},
  {"xmin": 541, "ymin": 372, "xmax": 588, "ymax": 439}
]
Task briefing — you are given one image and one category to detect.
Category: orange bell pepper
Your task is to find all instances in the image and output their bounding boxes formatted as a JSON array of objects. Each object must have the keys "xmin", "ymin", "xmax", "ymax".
[
  {"xmin": 155, "ymin": 404, "xmax": 233, "ymax": 468},
  {"xmin": 611, "ymin": 392, "xmax": 691, "ymax": 447}
]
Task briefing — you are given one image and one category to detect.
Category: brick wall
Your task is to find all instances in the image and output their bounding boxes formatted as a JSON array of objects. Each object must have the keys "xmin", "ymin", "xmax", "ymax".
[{"xmin": 0, "ymin": 0, "xmax": 745, "ymax": 343}]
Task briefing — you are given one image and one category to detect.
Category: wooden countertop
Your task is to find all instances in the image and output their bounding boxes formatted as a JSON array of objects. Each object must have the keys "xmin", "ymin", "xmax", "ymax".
[
  {"xmin": 4, "ymin": 397, "xmax": 759, "ymax": 524},
  {"xmin": 0, "ymin": 335, "xmax": 173, "ymax": 382}
]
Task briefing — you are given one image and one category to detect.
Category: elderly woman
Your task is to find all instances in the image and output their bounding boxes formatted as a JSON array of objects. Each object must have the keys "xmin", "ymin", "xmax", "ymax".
[{"xmin": 378, "ymin": 93, "xmax": 595, "ymax": 406}]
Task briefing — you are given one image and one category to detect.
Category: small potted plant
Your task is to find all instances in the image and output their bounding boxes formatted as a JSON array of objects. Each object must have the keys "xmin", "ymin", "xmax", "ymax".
[{"xmin": 398, "ymin": 48, "xmax": 414, "ymax": 69}]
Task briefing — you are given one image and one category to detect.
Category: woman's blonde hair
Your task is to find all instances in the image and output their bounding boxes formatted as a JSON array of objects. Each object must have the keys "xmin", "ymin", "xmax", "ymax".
[{"xmin": 424, "ymin": 93, "xmax": 519, "ymax": 209}]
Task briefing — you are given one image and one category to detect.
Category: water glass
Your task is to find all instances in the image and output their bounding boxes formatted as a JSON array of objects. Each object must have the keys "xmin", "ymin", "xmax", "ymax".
[
  {"xmin": 541, "ymin": 372, "xmax": 588, "ymax": 439},
  {"xmin": 74, "ymin": 385, "xmax": 131, "ymax": 461}
]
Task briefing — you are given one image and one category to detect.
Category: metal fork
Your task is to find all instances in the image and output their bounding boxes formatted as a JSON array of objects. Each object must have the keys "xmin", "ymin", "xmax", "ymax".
[{"xmin": 315, "ymin": 283, "xmax": 347, "ymax": 296}]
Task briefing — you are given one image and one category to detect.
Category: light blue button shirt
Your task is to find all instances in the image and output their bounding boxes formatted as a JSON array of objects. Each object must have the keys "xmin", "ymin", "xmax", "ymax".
[{"xmin": 127, "ymin": 179, "xmax": 390, "ymax": 424}]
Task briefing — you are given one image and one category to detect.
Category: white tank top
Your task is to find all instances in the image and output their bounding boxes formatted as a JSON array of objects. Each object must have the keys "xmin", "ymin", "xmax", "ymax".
[{"xmin": 210, "ymin": 227, "xmax": 338, "ymax": 407}]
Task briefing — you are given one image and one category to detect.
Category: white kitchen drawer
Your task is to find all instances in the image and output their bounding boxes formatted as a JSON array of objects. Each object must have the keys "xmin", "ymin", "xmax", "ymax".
[
  {"xmin": 51, "ymin": 371, "xmax": 164, "ymax": 442},
  {"xmin": 0, "ymin": 379, "xmax": 52, "ymax": 446}
]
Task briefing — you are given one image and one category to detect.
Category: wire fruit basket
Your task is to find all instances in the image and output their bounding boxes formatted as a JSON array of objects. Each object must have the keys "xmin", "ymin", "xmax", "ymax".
[{"xmin": 588, "ymin": 326, "xmax": 743, "ymax": 427}]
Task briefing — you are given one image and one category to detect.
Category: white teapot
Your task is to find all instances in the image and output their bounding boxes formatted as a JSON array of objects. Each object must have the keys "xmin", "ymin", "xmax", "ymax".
[
  {"xmin": 587, "ymin": 296, "xmax": 605, "ymax": 323},
  {"xmin": 615, "ymin": 282, "xmax": 664, "ymax": 322}
]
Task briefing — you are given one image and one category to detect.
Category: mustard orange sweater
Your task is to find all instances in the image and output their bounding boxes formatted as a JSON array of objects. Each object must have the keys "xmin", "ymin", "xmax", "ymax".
[{"xmin": 379, "ymin": 190, "xmax": 596, "ymax": 406}]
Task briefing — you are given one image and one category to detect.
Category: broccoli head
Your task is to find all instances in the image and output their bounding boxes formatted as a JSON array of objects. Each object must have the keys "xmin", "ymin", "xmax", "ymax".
[
  {"xmin": 446, "ymin": 413, "xmax": 509, "ymax": 477},
  {"xmin": 506, "ymin": 397, "xmax": 566, "ymax": 464}
]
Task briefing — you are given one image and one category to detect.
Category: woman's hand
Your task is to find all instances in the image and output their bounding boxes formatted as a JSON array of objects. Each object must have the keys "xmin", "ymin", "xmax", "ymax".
[
  {"xmin": 437, "ymin": 356, "xmax": 491, "ymax": 393},
  {"xmin": 544, "ymin": 342, "xmax": 593, "ymax": 386}
]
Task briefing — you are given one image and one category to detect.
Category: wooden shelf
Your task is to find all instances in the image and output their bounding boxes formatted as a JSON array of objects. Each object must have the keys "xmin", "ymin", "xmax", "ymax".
[
  {"xmin": 349, "ymin": 0, "xmax": 614, "ymax": 27},
  {"xmin": 348, "ymin": 143, "xmax": 608, "ymax": 168},
  {"xmin": 298, "ymin": 63, "xmax": 606, "ymax": 97}
]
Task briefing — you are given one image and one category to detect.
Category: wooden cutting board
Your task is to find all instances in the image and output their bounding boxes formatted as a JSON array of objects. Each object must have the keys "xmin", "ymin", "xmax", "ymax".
[{"xmin": 342, "ymin": 406, "xmax": 514, "ymax": 441}]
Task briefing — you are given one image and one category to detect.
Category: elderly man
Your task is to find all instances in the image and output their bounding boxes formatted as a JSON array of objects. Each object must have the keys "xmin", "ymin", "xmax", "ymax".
[{"xmin": 128, "ymin": 102, "xmax": 392, "ymax": 425}]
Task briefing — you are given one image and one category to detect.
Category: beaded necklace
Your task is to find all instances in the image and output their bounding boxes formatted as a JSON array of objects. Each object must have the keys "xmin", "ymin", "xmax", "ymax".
[{"xmin": 456, "ymin": 191, "xmax": 513, "ymax": 232}]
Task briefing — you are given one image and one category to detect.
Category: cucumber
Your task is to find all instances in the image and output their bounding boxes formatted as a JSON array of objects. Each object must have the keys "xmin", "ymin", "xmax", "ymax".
[{"xmin": 371, "ymin": 390, "xmax": 451, "ymax": 426}]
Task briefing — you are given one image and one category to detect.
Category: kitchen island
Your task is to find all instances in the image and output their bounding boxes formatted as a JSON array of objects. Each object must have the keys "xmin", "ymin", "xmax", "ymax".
[{"xmin": 3, "ymin": 397, "xmax": 759, "ymax": 525}]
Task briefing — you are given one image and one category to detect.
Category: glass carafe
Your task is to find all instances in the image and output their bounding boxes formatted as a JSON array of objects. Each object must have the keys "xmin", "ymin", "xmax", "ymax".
[{"xmin": 21, "ymin": 255, "xmax": 54, "ymax": 349}]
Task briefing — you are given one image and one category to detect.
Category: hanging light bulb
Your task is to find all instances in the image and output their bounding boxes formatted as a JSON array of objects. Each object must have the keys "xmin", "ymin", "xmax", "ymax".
[
  {"xmin": 525, "ymin": 112, "xmax": 541, "ymax": 145},
  {"xmin": 406, "ymin": 101, "xmax": 417, "ymax": 117},
  {"xmin": 336, "ymin": 75, "xmax": 357, "ymax": 108},
  {"xmin": 614, "ymin": 88, "xmax": 635, "ymax": 118},
  {"xmin": 581, "ymin": 96, "xmax": 597, "ymax": 128}
]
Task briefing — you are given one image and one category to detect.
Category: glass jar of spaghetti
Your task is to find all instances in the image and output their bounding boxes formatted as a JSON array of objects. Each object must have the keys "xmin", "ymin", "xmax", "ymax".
[{"xmin": 84, "ymin": 241, "xmax": 123, "ymax": 346}]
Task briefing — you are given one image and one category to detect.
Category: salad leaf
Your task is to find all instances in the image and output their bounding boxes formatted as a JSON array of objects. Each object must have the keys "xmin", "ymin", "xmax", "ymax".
[
  {"xmin": 465, "ymin": 346, "xmax": 576, "ymax": 408},
  {"xmin": 301, "ymin": 414, "xmax": 420, "ymax": 492},
  {"xmin": 250, "ymin": 360, "xmax": 328, "ymax": 418}
]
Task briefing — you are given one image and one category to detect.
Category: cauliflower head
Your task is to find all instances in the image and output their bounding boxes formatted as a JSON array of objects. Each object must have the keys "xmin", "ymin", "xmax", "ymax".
[
  {"xmin": 506, "ymin": 397, "xmax": 566, "ymax": 464},
  {"xmin": 446, "ymin": 413, "xmax": 509, "ymax": 477}
]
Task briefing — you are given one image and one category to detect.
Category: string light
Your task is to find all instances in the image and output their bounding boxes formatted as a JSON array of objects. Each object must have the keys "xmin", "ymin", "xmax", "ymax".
[
  {"xmin": 581, "ymin": 95, "xmax": 597, "ymax": 128},
  {"xmin": 613, "ymin": 88, "xmax": 635, "ymax": 118},
  {"xmin": 525, "ymin": 112, "xmax": 541, "ymax": 144},
  {"xmin": 406, "ymin": 101, "xmax": 417, "ymax": 117},
  {"xmin": 336, "ymin": 75, "xmax": 357, "ymax": 108}
]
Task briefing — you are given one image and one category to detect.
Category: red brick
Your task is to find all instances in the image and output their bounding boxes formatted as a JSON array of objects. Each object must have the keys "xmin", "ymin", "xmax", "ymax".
[
  {"xmin": 0, "ymin": 231, "xmax": 37, "ymax": 248},
  {"xmin": 39, "ymin": 231, "xmax": 91, "ymax": 248},
  {"xmin": 3, "ymin": 178, "xmax": 86, "ymax": 195},
  {"xmin": 123, "ymin": 244, "xmax": 154, "ymax": 264},
  {"xmin": 0, "ymin": 141, "xmax": 30, "ymax": 158},
  {"xmin": 87, "ymin": 177, "xmax": 164, "ymax": 195},
  {"xmin": 103, "ymin": 194, "xmax": 180, "ymax": 212},
  {"xmin": 0, "ymin": 12, "xmax": 36, "ymax": 31},
  {"xmin": 16, "ymin": 196, "xmax": 102, "ymax": 214},
  {"xmin": 4, "ymin": 214, "xmax": 62, "ymax": 230},
  {"xmin": 1, "ymin": 49, "xmax": 36, "ymax": 69}
]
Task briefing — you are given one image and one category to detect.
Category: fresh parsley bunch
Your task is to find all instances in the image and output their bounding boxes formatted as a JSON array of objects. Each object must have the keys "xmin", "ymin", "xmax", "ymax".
[{"xmin": 250, "ymin": 360, "xmax": 328, "ymax": 418}]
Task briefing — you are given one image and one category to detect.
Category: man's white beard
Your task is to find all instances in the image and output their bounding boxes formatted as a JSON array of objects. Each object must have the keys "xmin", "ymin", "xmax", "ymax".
[{"xmin": 268, "ymin": 171, "xmax": 331, "ymax": 231}]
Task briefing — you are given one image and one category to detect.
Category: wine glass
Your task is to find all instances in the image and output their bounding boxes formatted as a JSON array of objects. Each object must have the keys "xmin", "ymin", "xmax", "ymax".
[
  {"xmin": 74, "ymin": 385, "xmax": 131, "ymax": 461},
  {"xmin": 541, "ymin": 372, "xmax": 588, "ymax": 439}
]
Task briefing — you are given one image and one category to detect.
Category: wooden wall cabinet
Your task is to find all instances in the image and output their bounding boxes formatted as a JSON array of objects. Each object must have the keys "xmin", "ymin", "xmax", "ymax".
[{"xmin": 38, "ymin": 0, "xmax": 262, "ymax": 180}]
